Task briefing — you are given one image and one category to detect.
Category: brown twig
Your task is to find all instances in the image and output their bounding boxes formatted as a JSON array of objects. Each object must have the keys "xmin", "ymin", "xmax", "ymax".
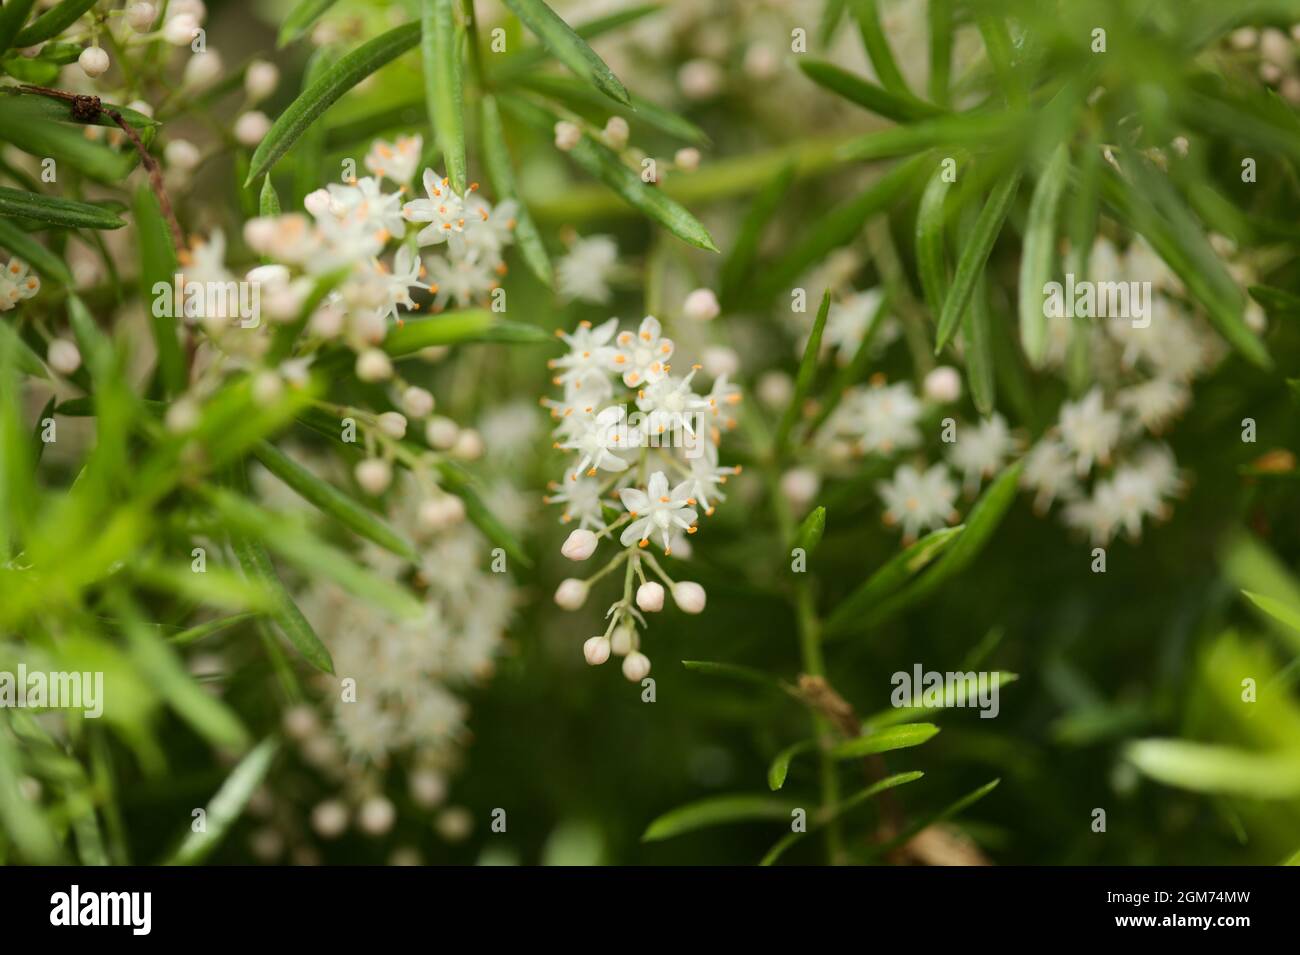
[{"xmin": 13, "ymin": 85, "xmax": 186, "ymax": 254}]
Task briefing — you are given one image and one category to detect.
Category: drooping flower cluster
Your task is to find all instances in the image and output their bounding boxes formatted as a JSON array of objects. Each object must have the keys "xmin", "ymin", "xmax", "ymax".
[{"xmin": 543, "ymin": 311, "xmax": 741, "ymax": 680}]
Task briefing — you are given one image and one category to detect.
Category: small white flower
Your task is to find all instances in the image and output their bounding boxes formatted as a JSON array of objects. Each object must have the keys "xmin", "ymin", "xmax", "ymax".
[
  {"xmin": 675, "ymin": 147, "xmax": 701, "ymax": 171},
  {"xmin": 245, "ymin": 60, "xmax": 279, "ymax": 101},
  {"xmin": 401, "ymin": 386, "xmax": 435, "ymax": 419},
  {"xmin": 556, "ymin": 234, "xmax": 618, "ymax": 304},
  {"xmin": 355, "ymin": 348, "xmax": 393, "ymax": 382},
  {"xmin": 686, "ymin": 440, "xmax": 740, "ymax": 515},
  {"xmin": 47, "ymin": 339, "xmax": 81, "ymax": 375},
  {"xmin": 424, "ymin": 252, "xmax": 498, "ymax": 310},
  {"xmin": 183, "ymin": 50, "xmax": 223, "ymax": 90},
  {"xmin": 365, "ymin": 135, "xmax": 422, "ymax": 186},
  {"xmin": 839, "ymin": 381, "xmax": 923, "ymax": 455},
  {"xmin": 355, "ymin": 458, "xmax": 392, "ymax": 495},
  {"xmin": 376, "ymin": 411, "xmax": 408, "ymax": 439},
  {"xmin": 636, "ymin": 367, "xmax": 710, "ymax": 438},
  {"xmin": 923, "ymin": 365, "xmax": 962, "ymax": 403},
  {"xmin": 544, "ymin": 475, "xmax": 606, "ymax": 529},
  {"xmin": 403, "ymin": 169, "xmax": 466, "ymax": 246},
  {"xmin": 877, "ymin": 463, "xmax": 959, "ymax": 543},
  {"xmin": 683, "ymin": 288, "xmax": 720, "ymax": 322},
  {"xmin": 611, "ymin": 315, "xmax": 674, "ymax": 387},
  {"xmin": 824, "ymin": 288, "xmax": 885, "ymax": 358},
  {"xmin": 126, "ymin": 2, "xmax": 157, "ymax": 32},
  {"xmin": 554, "ymin": 121, "xmax": 581, "ymax": 151},
  {"xmin": 1058, "ymin": 388, "xmax": 1122, "ymax": 475},
  {"xmin": 549, "ymin": 318, "xmax": 619, "ymax": 393},
  {"xmin": 603, "ymin": 116, "xmax": 629, "ymax": 149},
  {"xmin": 618, "ymin": 471, "xmax": 698, "ymax": 553},
  {"xmin": 164, "ymin": 138, "xmax": 201, "ymax": 172},
  {"xmin": 0, "ymin": 258, "xmax": 40, "ymax": 310},
  {"xmin": 1116, "ymin": 378, "xmax": 1190, "ymax": 432},
  {"xmin": 1021, "ymin": 438, "xmax": 1080, "ymax": 514},
  {"xmin": 946, "ymin": 414, "xmax": 1016, "ymax": 494},
  {"xmin": 560, "ymin": 405, "xmax": 637, "ymax": 479},
  {"xmin": 234, "ymin": 111, "xmax": 271, "ymax": 147}
]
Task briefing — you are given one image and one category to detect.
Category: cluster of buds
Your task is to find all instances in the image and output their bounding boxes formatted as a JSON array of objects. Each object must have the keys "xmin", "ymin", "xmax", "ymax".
[{"xmin": 543, "ymin": 313, "xmax": 741, "ymax": 680}]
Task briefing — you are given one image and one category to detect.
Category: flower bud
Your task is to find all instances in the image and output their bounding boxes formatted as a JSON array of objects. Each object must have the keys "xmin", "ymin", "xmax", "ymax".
[
  {"xmin": 281, "ymin": 704, "xmax": 319, "ymax": 741},
  {"xmin": 622, "ymin": 651, "xmax": 651, "ymax": 682},
  {"xmin": 561, "ymin": 528, "xmax": 598, "ymax": 561},
  {"xmin": 672, "ymin": 581, "xmax": 707, "ymax": 614},
  {"xmin": 126, "ymin": 2, "xmax": 156, "ymax": 32},
  {"xmin": 183, "ymin": 51, "xmax": 223, "ymax": 89},
  {"xmin": 234, "ymin": 110, "xmax": 271, "ymax": 147},
  {"xmin": 164, "ymin": 13, "xmax": 199, "ymax": 46},
  {"xmin": 303, "ymin": 188, "xmax": 332, "ymax": 218},
  {"xmin": 636, "ymin": 581, "xmax": 665, "ymax": 612},
  {"xmin": 425, "ymin": 415, "xmax": 459, "ymax": 449},
  {"xmin": 780, "ymin": 467, "xmax": 820, "ymax": 512},
  {"xmin": 358, "ymin": 796, "xmax": 396, "ymax": 836},
  {"xmin": 683, "ymin": 287, "xmax": 719, "ymax": 322},
  {"xmin": 401, "ymin": 386, "xmax": 435, "ymax": 418},
  {"xmin": 245, "ymin": 60, "xmax": 279, "ymax": 102},
  {"xmin": 675, "ymin": 147, "xmax": 701, "ymax": 172},
  {"xmin": 603, "ymin": 116, "xmax": 629, "ymax": 150},
  {"xmin": 251, "ymin": 370, "xmax": 283, "ymax": 405},
  {"xmin": 78, "ymin": 46, "xmax": 110, "ymax": 78},
  {"xmin": 554, "ymin": 121, "xmax": 581, "ymax": 151},
  {"xmin": 164, "ymin": 138, "xmax": 201, "ymax": 172},
  {"xmin": 47, "ymin": 339, "xmax": 81, "ymax": 376},
  {"xmin": 554, "ymin": 578, "xmax": 588, "ymax": 610},
  {"xmin": 355, "ymin": 348, "xmax": 393, "ymax": 382},
  {"xmin": 310, "ymin": 800, "xmax": 348, "ymax": 839},
  {"xmin": 355, "ymin": 458, "xmax": 392, "ymax": 495},
  {"xmin": 451, "ymin": 428, "xmax": 484, "ymax": 460},
  {"xmin": 417, "ymin": 494, "xmax": 465, "ymax": 532},
  {"xmin": 376, "ymin": 411, "xmax": 407, "ymax": 439},
  {"xmin": 165, "ymin": 397, "xmax": 200, "ymax": 433},
  {"xmin": 583, "ymin": 635, "xmax": 611, "ymax": 665},
  {"xmin": 409, "ymin": 768, "xmax": 447, "ymax": 808},
  {"xmin": 923, "ymin": 365, "xmax": 962, "ymax": 403},
  {"xmin": 610, "ymin": 623, "xmax": 635, "ymax": 656}
]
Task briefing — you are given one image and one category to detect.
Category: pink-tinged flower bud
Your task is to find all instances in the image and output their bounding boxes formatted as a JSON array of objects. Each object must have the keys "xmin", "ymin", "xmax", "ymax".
[
  {"xmin": 610, "ymin": 623, "xmax": 635, "ymax": 656},
  {"xmin": 923, "ymin": 365, "xmax": 962, "ymax": 403},
  {"xmin": 354, "ymin": 458, "xmax": 392, "ymax": 495},
  {"xmin": 310, "ymin": 800, "xmax": 348, "ymax": 839},
  {"xmin": 78, "ymin": 46, "xmax": 110, "ymax": 78},
  {"xmin": 126, "ymin": 2, "xmax": 157, "ymax": 32},
  {"xmin": 164, "ymin": 13, "xmax": 199, "ymax": 46},
  {"xmin": 554, "ymin": 578, "xmax": 588, "ymax": 610},
  {"xmin": 554, "ymin": 121, "xmax": 581, "ymax": 151},
  {"xmin": 355, "ymin": 348, "xmax": 392, "ymax": 382},
  {"xmin": 376, "ymin": 411, "xmax": 407, "ymax": 439},
  {"xmin": 603, "ymin": 116, "xmax": 629, "ymax": 150},
  {"xmin": 164, "ymin": 138, "xmax": 201, "ymax": 172},
  {"xmin": 425, "ymin": 415, "xmax": 459, "ymax": 449},
  {"xmin": 675, "ymin": 147, "xmax": 701, "ymax": 172},
  {"xmin": 401, "ymin": 386, "xmax": 435, "ymax": 419},
  {"xmin": 245, "ymin": 60, "xmax": 279, "ymax": 102},
  {"xmin": 636, "ymin": 581, "xmax": 665, "ymax": 612},
  {"xmin": 780, "ymin": 467, "xmax": 821, "ymax": 512},
  {"xmin": 47, "ymin": 339, "xmax": 81, "ymax": 376},
  {"xmin": 234, "ymin": 110, "xmax": 270, "ymax": 147},
  {"xmin": 683, "ymin": 287, "xmax": 719, "ymax": 321},
  {"xmin": 561, "ymin": 528, "xmax": 598, "ymax": 561},
  {"xmin": 622, "ymin": 651, "xmax": 651, "ymax": 682},
  {"xmin": 583, "ymin": 636, "xmax": 611, "ymax": 666},
  {"xmin": 417, "ymin": 495, "xmax": 465, "ymax": 532},
  {"xmin": 672, "ymin": 581, "xmax": 707, "ymax": 614},
  {"xmin": 358, "ymin": 796, "xmax": 396, "ymax": 836}
]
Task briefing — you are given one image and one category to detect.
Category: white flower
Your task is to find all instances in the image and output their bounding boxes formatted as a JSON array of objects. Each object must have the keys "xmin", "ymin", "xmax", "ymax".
[
  {"xmin": 1021, "ymin": 438, "xmax": 1080, "ymax": 514},
  {"xmin": 877, "ymin": 463, "xmax": 959, "ymax": 543},
  {"xmin": 453, "ymin": 194, "xmax": 517, "ymax": 264},
  {"xmin": 0, "ymin": 258, "xmax": 40, "ymax": 310},
  {"xmin": 373, "ymin": 245, "xmax": 429, "ymax": 323},
  {"xmin": 686, "ymin": 439, "xmax": 740, "ymax": 516},
  {"xmin": 365, "ymin": 135, "xmax": 423, "ymax": 186},
  {"xmin": 923, "ymin": 365, "xmax": 962, "ymax": 403},
  {"xmin": 611, "ymin": 315, "xmax": 674, "ymax": 387},
  {"xmin": 424, "ymin": 252, "xmax": 498, "ymax": 310},
  {"xmin": 557, "ymin": 234, "xmax": 618, "ymax": 304},
  {"xmin": 618, "ymin": 470, "xmax": 698, "ymax": 553},
  {"xmin": 549, "ymin": 318, "xmax": 619, "ymax": 393},
  {"xmin": 824, "ymin": 288, "xmax": 885, "ymax": 358},
  {"xmin": 839, "ymin": 382, "xmax": 923, "ymax": 454},
  {"xmin": 946, "ymin": 414, "xmax": 1016, "ymax": 493},
  {"xmin": 403, "ymin": 169, "xmax": 466, "ymax": 246},
  {"xmin": 245, "ymin": 60, "xmax": 279, "ymax": 102},
  {"xmin": 46, "ymin": 339, "xmax": 80, "ymax": 375},
  {"xmin": 1058, "ymin": 388, "xmax": 1122, "ymax": 475},
  {"xmin": 560, "ymin": 405, "xmax": 637, "ymax": 479},
  {"xmin": 636, "ymin": 367, "xmax": 710, "ymax": 438},
  {"xmin": 324, "ymin": 176, "xmax": 405, "ymax": 244},
  {"xmin": 554, "ymin": 120, "xmax": 581, "ymax": 151},
  {"xmin": 545, "ymin": 475, "xmax": 607, "ymax": 529},
  {"xmin": 1117, "ymin": 378, "xmax": 1190, "ymax": 432},
  {"xmin": 683, "ymin": 287, "xmax": 720, "ymax": 322}
]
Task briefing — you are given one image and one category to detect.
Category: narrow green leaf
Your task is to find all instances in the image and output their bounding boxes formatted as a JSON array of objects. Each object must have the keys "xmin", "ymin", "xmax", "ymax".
[
  {"xmin": 719, "ymin": 161, "xmax": 793, "ymax": 306},
  {"xmin": 0, "ymin": 96, "xmax": 137, "ymax": 183},
  {"xmin": 1242, "ymin": 590, "xmax": 1300, "ymax": 637},
  {"xmin": 247, "ymin": 22, "xmax": 421, "ymax": 184},
  {"xmin": 874, "ymin": 778, "xmax": 1000, "ymax": 856},
  {"xmin": 0, "ymin": 88, "xmax": 159, "ymax": 130},
  {"xmin": 768, "ymin": 739, "xmax": 817, "ymax": 791},
  {"xmin": 259, "ymin": 177, "xmax": 281, "ymax": 217},
  {"xmin": 0, "ymin": 0, "xmax": 38, "ymax": 56},
  {"xmin": 384, "ymin": 310, "xmax": 552, "ymax": 355},
  {"xmin": 252, "ymin": 439, "xmax": 417, "ymax": 561},
  {"xmin": 799, "ymin": 60, "xmax": 941, "ymax": 122},
  {"xmin": 794, "ymin": 505, "xmax": 826, "ymax": 555},
  {"xmin": 0, "ymin": 712, "xmax": 63, "ymax": 862},
  {"xmin": 13, "ymin": 0, "xmax": 95, "ymax": 46},
  {"xmin": 681, "ymin": 659, "xmax": 788, "ymax": 692},
  {"xmin": 1249, "ymin": 284, "xmax": 1300, "ymax": 318},
  {"xmin": 753, "ymin": 154, "xmax": 926, "ymax": 305},
  {"xmin": 975, "ymin": 13, "xmax": 1022, "ymax": 103},
  {"xmin": 229, "ymin": 529, "xmax": 335, "ymax": 674},
  {"xmin": 1127, "ymin": 740, "xmax": 1300, "ymax": 798},
  {"xmin": 502, "ymin": 95, "xmax": 717, "ymax": 252},
  {"xmin": 642, "ymin": 794, "xmax": 800, "ymax": 842},
  {"xmin": 517, "ymin": 73, "xmax": 709, "ymax": 145},
  {"xmin": 480, "ymin": 94, "xmax": 552, "ymax": 287},
  {"xmin": 132, "ymin": 186, "xmax": 186, "ymax": 397},
  {"xmin": 0, "ymin": 186, "xmax": 124, "ymax": 230},
  {"xmin": 962, "ymin": 273, "xmax": 996, "ymax": 417},
  {"xmin": 112, "ymin": 590, "xmax": 251, "ymax": 752},
  {"xmin": 503, "ymin": 0, "xmax": 630, "ymax": 106},
  {"xmin": 760, "ymin": 772, "xmax": 924, "ymax": 865},
  {"xmin": 0, "ymin": 217, "xmax": 71, "ymax": 284},
  {"xmin": 915, "ymin": 162, "xmax": 952, "ymax": 318},
  {"xmin": 824, "ymin": 525, "xmax": 964, "ymax": 638},
  {"xmin": 424, "ymin": 0, "xmax": 467, "ymax": 194},
  {"xmin": 828, "ymin": 723, "xmax": 939, "ymax": 759},
  {"xmin": 1018, "ymin": 144, "xmax": 1069, "ymax": 367},
  {"xmin": 167, "ymin": 739, "xmax": 279, "ymax": 864},
  {"xmin": 864, "ymin": 672, "xmax": 1019, "ymax": 729},
  {"xmin": 278, "ymin": 0, "xmax": 340, "ymax": 48},
  {"xmin": 431, "ymin": 457, "xmax": 532, "ymax": 567},
  {"xmin": 847, "ymin": 0, "xmax": 908, "ymax": 95},
  {"xmin": 492, "ymin": 3, "xmax": 659, "ymax": 83},
  {"xmin": 774, "ymin": 290, "xmax": 830, "ymax": 454},
  {"xmin": 935, "ymin": 170, "xmax": 1021, "ymax": 353},
  {"xmin": 168, "ymin": 613, "xmax": 258, "ymax": 646},
  {"xmin": 927, "ymin": 0, "xmax": 952, "ymax": 106}
]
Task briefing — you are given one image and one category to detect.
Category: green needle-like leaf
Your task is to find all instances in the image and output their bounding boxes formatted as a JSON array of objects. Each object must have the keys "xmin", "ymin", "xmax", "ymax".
[
  {"xmin": 0, "ymin": 217, "xmax": 73, "ymax": 284},
  {"xmin": 828, "ymin": 723, "xmax": 940, "ymax": 759},
  {"xmin": 847, "ymin": 0, "xmax": 909, "ymax": 95},
  {"xmin": 767, "ymin": 739, "xmax": 817, "ymax": 791},
  {"xmin": 229, "ymin": 529, "xmax": 335, "ymax": 675},
  {"xmin": 760, "ymin": 772, "xmax": 924, "ymax": 865},
  {"xmin": 12, "ymin": 0, "xmax": 95, "ymax": 46},
  {"xmin": 0, "ymin": 0, "xmax": 38, "ymax": 56},
  {"xmin": 278, "ymin": 0, "xmax": 341, "ymax": 48},
  {"xmin": 133, "ymin": 186, "xmax": 186, "ymax": 398},
  {"xmin": 1018, "ymin": 143, "xmax": 1069, "ymax": 367},
  {"xmin": 246, "ymin": 22, "xmax": 421, "ymax": 184},
  {"xmin": 503, "ymin": 0, "xmax": 630, "ymax": 106},
  {"xmin": 166, "ymin": 738, "xmax": 279, "ymax": 864},
  {"xmin": 383, "ymin": 310, "xmax": 552, "ymax": 355},
  {"xmin": 480, "ymin": 95, "xmax": 553, "ymax": 287},
  {"xmin": 774, "ymin": 290, "xmax": 830, "ymax": 454},
  {"xmin": 424, "ymin": 0, "xmax": 467, "ymax": 195},
  {"xmin": 0, "ymin": 186, "xmax": 124, "ymax": 230},
  {"xmin": 915, "ymin": 161, "xmax": 953, "ymax": 318},
  {"xmin": 642, "ymin": 794, "xmax": 801, "ymax": 842},
  {"xmin": 799, "ymin": 60, "xmax": 942, "ymax": 122}
]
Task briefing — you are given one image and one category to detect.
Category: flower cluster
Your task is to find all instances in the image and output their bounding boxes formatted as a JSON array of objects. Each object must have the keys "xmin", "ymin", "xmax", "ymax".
[
  {"xmin": 543, "ymin": 313, "xmax": 741, "ymax": 680},
  {"xmin": 0, "ymin": 258, "xmax": 40, "ymax": 312}
]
